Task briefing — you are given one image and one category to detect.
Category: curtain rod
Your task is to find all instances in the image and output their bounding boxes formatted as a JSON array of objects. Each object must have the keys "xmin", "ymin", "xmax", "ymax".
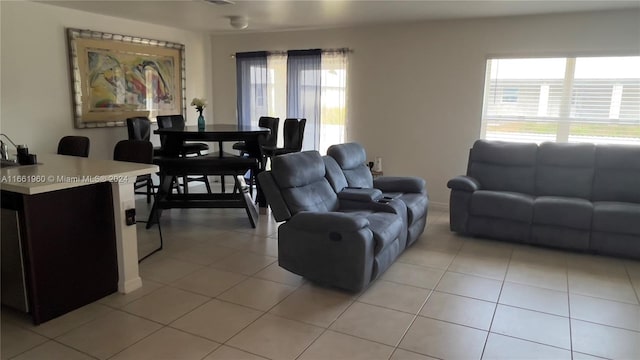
[{"xmin": 230, "ymin": 47, "xmax": 352, "ymax": 58}]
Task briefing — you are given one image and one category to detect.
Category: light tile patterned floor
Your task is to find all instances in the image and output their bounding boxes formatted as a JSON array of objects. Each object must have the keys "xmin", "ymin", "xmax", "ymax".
[{"xmin": 3, "ymin": 198, "xmax": 640, "ymax": 360}]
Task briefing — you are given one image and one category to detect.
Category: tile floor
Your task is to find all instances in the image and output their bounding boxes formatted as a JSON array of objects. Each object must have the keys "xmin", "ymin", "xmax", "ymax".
[{"xmin": 3, "ymin": 201, "xmax": 640, "ymax": 360}]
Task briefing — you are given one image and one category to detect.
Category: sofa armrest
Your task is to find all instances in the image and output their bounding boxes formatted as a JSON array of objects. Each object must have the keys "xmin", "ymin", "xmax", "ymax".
[
  {"xmin": 447, "ymin": 175, "xmax": 480, "ymax": 192},
  {"xmin": 338, "ymin": 188, "xmax": 383, "ymax": 202},
  {"xmin": 373, "ymin": 176, "xmax": 425, "ymax": 193},
  {"xmin": 287, "ymin": 211, "xmax": 369, "ymax": 232}
]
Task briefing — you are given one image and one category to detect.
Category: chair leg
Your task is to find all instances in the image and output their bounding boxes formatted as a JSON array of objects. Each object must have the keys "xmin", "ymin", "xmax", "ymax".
[
  {"xmin": 204, "ymin": 175, "xmax": 212, "ymax": 194},
  {"xmin": 146, "ymin": 176, "xmax": 152, "ymax": 203},
  {"xmin": 182, "ymin": 176, "xmax": 189, "ymax": 194},
  {"xmin": 221, "ymin": 175, "xmax": 226, "ymax": 193}
]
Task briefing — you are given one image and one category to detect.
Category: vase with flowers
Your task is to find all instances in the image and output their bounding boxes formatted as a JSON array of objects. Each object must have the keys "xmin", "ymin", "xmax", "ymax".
[{"xmin": 191, "ymin": 97, "xmax": 206, "ymax": 130}]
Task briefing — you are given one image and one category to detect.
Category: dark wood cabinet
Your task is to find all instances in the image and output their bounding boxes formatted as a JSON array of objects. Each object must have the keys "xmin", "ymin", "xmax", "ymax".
[{"xmin": 1, "ymin": 182, "xmax": 118, "ymax": 324}]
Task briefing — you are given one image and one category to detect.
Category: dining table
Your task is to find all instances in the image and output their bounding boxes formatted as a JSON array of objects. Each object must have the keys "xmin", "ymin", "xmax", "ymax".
[{"xmin": 147, "ymin": 124, "xmax": 270, "ymax": 228}]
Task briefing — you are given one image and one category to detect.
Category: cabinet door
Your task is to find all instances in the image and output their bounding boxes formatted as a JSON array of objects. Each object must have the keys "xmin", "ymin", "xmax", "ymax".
[
  {"xmin": 21, "ymin": 182, "xmax": 118, "ymax": 324},
  {"xmin": 1, "ymin": 208, "xmax": 29, "ymax": 312}
]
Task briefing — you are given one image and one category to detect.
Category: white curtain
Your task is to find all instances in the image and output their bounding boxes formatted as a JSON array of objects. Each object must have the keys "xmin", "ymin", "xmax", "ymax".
[{"xmin": 320, "ymin": 51, "xmax": 348, "ymax": 154}]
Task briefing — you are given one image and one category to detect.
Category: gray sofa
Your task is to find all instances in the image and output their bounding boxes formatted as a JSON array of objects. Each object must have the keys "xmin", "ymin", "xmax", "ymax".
[
  {"xmin": 447, "ymin": 140, "xmax": 640, "ymax": 259},
  {"xmin": 258, "ymin": 148, "xmax": 428, "ymax": 291}
]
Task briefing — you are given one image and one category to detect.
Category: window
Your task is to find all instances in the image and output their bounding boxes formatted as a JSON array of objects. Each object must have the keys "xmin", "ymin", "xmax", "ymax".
[
  {"xmin": 481, "ymin": 56, "xmax": 640, "ymax": 144},
  {"xmin": 236, "ymin": 49, "xmax": 348, "ymax": 154}
]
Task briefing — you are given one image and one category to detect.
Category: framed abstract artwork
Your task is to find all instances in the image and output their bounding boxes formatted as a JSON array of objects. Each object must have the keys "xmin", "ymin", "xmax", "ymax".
[{"xmin": 67, "ymin": 28, "xmax": 186, "ymax": 128}]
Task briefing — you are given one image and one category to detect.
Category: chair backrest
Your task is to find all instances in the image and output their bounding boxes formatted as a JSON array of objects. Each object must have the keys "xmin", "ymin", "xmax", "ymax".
[
  {"xmin": 326, "ymin": 142, "xmax": 374, "ymax": 188},
  {"xmin": 282, "ymin": 118, "xmax": 306, "ymax": 152},
  {"xmin": 113, "ymin": 140, "xmax": 153, "ymax": 164},
  {"xmin": 57, "ymin": 136, "xmax": 90, "ymax": 157},
  {"xmin": 156, "ymin": 115, "xmax": 185, "ymax": 148},
  {"xmin": 126, "ymin": 117, "xmax": 151, "ymax": 141},
  {"xmin": 156, "ymin": 114, "xmax": 185, "ymax": 129},
  {"xmin": 258, "ymin": 116, "xmax": 280, "ymax": 148},
  {"xmin": 259, "ymin": 150, "xmax": 339, "ymax": 221}
]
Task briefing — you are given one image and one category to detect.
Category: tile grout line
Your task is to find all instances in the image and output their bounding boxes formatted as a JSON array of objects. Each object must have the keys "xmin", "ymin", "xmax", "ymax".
[
  {"xmin": 479, "ymin": 244, "xmax": 514, "ymax": 360},
  {"xmin": 386, "ymin": 231, "xmax": 464, "ymax": 360}
]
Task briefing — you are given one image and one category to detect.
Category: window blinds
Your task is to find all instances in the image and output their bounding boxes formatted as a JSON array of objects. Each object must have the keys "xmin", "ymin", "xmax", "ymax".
[{"xmin": 482, "ymin": 56, "xmax": 640, "ymax": 144}]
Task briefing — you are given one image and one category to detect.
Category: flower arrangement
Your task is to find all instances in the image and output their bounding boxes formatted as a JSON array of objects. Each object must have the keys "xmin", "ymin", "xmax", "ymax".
[{"xmin": 190, "ymin": 98, "xmax": 206, "ymax": 115}]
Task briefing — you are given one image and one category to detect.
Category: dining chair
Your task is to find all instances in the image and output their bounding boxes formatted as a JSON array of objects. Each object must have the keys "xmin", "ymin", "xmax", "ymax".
[
  {"xmin": 156, "ymin": 114, "xmax": 211, "ymax": 194},
  {"xmin": 113, "ymin": 139, "xmax": 155, "ymax": 200},
  {"xmin": 233, "ymin": 116, "xmax": 280, "ymax": 192},
  {"xmin": 233, "ymin": 116, "xmax": 280, "ymax": 158},
  {"xmin": 113, "ymin": 139, "xmax": 163, "ymax": 260},
  {"xmin": 262, "ymin": 118, "xmax": 306, "ymax": 163},
  {"xmin": 156, "ymin": 115, "xmax": 209, "ymax": 156},
  {"xmin": 57, "ymin": 136, "xmax": 90, "ymax": 157},
  {"xmin": 126, "ymin": 117, "xmax": 163, "ymax": 157}
]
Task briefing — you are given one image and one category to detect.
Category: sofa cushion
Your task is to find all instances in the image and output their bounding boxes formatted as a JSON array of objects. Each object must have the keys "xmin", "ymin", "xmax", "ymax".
[
  {"xmin": 535, "ymin": 142, "xmax": 595, "ymax": 199},
  {"xmin": 533, "ymin": 196, "xmax": 593, "ymax": 230},
  {"xmin": 468, "ymin": 140, "xmax": 538, "ymax": 194},
  {"xmin": 593, "ymin": 202, "xmax": 640, "ymax": 236},
  {"xmin": 397, "ymin": 193, "xmax": 429, "ymax": 224},
  {"xmin": 366, "ymin": 212, "xmax": 404, "ymax": 254},
  {"xmin": 470, "ymin": 190, "xmax": 534, "ymax": 223},
  {"xmin": 593, "ymin": 145, "xmax": 640, "ymax": 203}
]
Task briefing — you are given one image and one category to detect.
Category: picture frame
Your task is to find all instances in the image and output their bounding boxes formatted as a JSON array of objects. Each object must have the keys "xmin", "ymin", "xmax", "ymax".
[{"xmin": 67, "ymin": 28, "xmax": 186, "ymax": 128}]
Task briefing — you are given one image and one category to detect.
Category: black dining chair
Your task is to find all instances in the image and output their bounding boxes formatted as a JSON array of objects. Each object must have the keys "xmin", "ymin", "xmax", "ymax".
[
  {"xmin": 113, "ymin": 139, "xmax": 155, "ymax": 201},
  {"xmin": 113, "ymin": 139, "xmax": 164, "ymax": 260},
  {"xmin": 57, "ymin": 136, "xmax": 90, "ymax": 157},
  {"xmin": 233, "ymin": 116, "xmax": 279, "ymax": 190},
  {"xmin": 126, "ymin": 117, "xmax": 163, "ymax": 156},
  {"xmin": 233, "ymin": 116, "xmax": 280, "ymax": 157},
  {"xmin": 156, "ymin": 114, "xmax": 211, "ymax": 194},
  {"xmin": 156, "ymin": 115, "xmax": 209, "ymax": 156},
  {"xmin": 262, "ymin": 118, "xmax": 306, "ymax": 163}
]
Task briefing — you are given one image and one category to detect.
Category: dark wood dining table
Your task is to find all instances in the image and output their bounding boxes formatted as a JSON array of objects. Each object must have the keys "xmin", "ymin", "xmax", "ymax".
[{"xmin": 146, "ymin": 124, "xmax": 270, "ymax": 228}]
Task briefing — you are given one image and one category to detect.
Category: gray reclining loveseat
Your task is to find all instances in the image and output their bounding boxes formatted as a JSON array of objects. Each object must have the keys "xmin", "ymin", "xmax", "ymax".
[
  {"xmin": 258, "ymin": 149, "xmax": 429, "ymax": 291},
  {"xmin": 447, "ymin": 140, "xmax": 640, "ymax": 259},
  {"xmin": 326, "ymin": 143, "xmax": 429, "ymax": 247}
]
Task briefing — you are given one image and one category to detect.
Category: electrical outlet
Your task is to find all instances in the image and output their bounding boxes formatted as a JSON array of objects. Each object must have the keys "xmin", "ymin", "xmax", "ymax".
[{"xmin": 125, "ymin": 208, "xmax": 136, "ymax": 226}]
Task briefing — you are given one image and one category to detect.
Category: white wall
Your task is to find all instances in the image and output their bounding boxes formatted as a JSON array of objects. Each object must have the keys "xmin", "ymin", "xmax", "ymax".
[
  {"xmin": 0, "ymin": 1, "xmax": 212, "ymax": 160},
  {"xmin": 210, "ymin": 9, "xmax": 640, "ymax": 207}
]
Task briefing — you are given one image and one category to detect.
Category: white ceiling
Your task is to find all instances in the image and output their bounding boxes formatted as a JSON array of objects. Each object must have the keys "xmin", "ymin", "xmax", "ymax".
[{"xmin": 40, "ymin": 0, "xmax": 640, "ymax": 34}]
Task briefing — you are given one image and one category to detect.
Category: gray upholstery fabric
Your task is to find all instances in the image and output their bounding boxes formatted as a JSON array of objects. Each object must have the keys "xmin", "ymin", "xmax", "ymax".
[
  {"xmin": 338, "ymin": 188, "xmax": 383, "ymax": 202},
  {"xmin": 592, "ymin": 145, "xmax": 640, "ymax": 203},
  {"xmin": 374, "ymin": 177, "xmax": 425, "ymax": 193},
  {"xmin": 447, "ymin": 176, "xmax": 481, "ymax": 192},
  {"xmin": 367, "ymin": 212, "xmax": 404, "ymax": 254},
  {"xmin": 327, "ymin": 142, "xmax": 429, "ymax": 247},
  {"xmin": 468, "ymin": 140, "xmax": 538, "ymax": 194},
  {"xmin": 467, "ymin": 217, "xmax": 530, "ymax": 243},
  {"xmin": 530, "ymin": 226, "xmax": 590, "ymax": 250},
  {"xmin": 592, "ymin": 202, "xmax": 640, "ymax": 235},
  {"xmin": 323, "ymin": 156, "xmax": 349, "ymax": 193},
  {"xmin": 326, "ymin": 142, "xmax": 374, "ymax": 188},
  {"xmin": 531, "ymin": 195, "xmax": 593, "ymax": 250},
  {"xmin": 470, "ymin": 191, "xmax": 534, "ymax": 223},
  {"xmin": 533, "ymin": 196, "xmax": 593, "ymax": 230},
  {"xmin": 257, "ymin": 172, "xmax": 292, "ymax": 222},
  {"xmin": 591, "ymin": 232, "xmax": 640, "ymax": 259},
  {"xmin": 535, "ymin": 142, "xmax": 595, "ymax": 199},
  {"xmin": 449, "ymin": 140, "xmax": 640, "ymax": 259},
  {"xmin": 259, "ymin": 149, "xmax": 409, "ymax": 291},
  {"xmin": 272, "ymin": 151, "xmax": 327, "ymax": 188}
]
